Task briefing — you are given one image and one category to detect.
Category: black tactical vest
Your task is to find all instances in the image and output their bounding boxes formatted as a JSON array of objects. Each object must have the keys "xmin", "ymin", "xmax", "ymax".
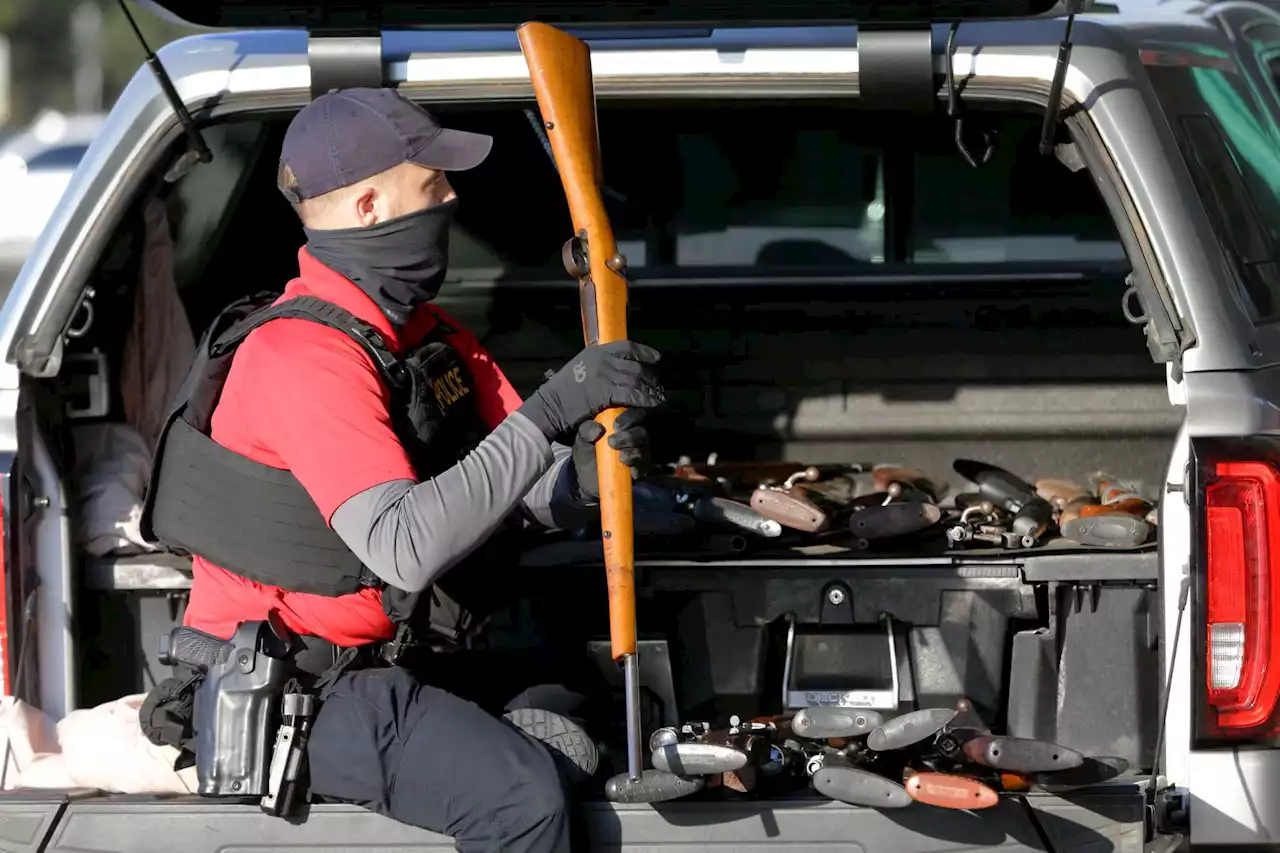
[{"xmin": 140, "ymin": 293, "xmax": 489, "ymax": 624}]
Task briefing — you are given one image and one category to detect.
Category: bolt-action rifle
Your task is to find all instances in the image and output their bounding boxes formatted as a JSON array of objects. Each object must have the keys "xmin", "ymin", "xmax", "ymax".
[{"xmin": 517, "ymin": 21, "xmax": 693, "ymax": 804}]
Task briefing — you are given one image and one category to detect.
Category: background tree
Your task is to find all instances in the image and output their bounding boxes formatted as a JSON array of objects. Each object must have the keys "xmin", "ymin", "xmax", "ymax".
[{"xmin": 1, "ymin": 0, "xmax": 201, "ymax": 129}]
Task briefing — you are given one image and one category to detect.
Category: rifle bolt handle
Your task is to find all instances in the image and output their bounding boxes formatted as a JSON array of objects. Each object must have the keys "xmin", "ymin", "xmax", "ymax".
[{"xmin": 780, "ymin": 467, "xmax": 822, "ymax": 491}]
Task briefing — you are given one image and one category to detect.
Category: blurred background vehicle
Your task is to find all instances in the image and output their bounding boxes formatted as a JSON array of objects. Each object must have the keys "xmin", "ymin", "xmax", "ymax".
[
  {"xmin": 0, "ymin": 109, "xmax": 103, "ymax": 294},
  {"xmin": 0, "ymin": 1, "xmax": 199, "ymax": 303}
]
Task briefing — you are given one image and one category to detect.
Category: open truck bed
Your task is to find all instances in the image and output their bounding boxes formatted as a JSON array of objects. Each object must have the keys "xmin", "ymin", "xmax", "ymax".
[{"xmin": 0, "ymin": 785, "xmax": 1148, "ymax": 853}]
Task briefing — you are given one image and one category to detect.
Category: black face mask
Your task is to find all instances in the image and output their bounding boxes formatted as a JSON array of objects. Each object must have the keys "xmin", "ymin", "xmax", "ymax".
[{"xmin": 304, "ymin": 198, "xmax": 457, "ymax": 327}]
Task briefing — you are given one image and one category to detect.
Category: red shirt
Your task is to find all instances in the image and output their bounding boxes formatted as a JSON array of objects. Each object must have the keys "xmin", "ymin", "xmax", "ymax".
[{"xmin": 182, "ymin": 248, "xmax": 524, "ymax": 645}]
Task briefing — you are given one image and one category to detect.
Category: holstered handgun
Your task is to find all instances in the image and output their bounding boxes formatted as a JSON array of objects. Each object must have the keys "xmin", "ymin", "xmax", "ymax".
[
  {"xmin": 182, "ymin": 617, "xmax": 296, "ymax": 799},
  {"xmin": 261, "ymin": 689, "xmax": 318, "ymax": 817}
]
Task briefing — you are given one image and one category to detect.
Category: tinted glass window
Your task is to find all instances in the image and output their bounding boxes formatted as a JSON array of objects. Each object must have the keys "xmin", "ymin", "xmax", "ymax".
[
  {"xmin": 1148, "ymin": 59, "xmax": 1280, "ymax": 323},
  {"xmin": 1243, "ymin": 21, "xmax": 1280, "ymax": 96},
  {"xmin": 664, "ymin": 119, "xmax": 885, "ymax": 267},
  {"xmin": 912, "ymin": 117, "xmax": 1126, "ymax": 263},
  {"xmin": 438, "ymin": 102, "xmax": 1121, "ymax": 279},
  {"xmin": 170, "ymin": 122, "xmax": 272, "ymax": 291}
]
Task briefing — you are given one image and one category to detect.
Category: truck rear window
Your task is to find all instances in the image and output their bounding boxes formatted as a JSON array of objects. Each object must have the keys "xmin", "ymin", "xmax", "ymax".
[{"xmin": 439, "ymin": 100, "xmax": 1125, "ymax": 279}]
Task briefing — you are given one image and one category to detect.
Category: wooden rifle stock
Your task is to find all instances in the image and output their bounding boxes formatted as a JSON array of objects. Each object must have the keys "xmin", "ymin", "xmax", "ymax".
[{"xmin": 517, "ymin": 22, "xmax": 635, "ymax": 662}]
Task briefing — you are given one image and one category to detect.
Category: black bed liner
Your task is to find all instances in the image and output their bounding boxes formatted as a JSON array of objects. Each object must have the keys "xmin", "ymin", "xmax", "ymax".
[
  {"xmin": 82, "ymin": 548, "xmax": 1162, "ymax": 778},
  {"xmin": 2, "ymin": 784, "xmax": 1148, "ymax": 852}
]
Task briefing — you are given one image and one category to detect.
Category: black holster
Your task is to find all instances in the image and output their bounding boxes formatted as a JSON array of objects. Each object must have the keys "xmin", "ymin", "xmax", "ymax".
[{"xmin": 192, "ymin": 620, "xmax": 296, "ymax": 798}]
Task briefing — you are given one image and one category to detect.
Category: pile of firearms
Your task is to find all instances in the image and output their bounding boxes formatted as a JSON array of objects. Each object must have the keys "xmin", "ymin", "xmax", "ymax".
[
  {"xmin": 624, "ymin": 457, "xmax": 1158, "ymax": 554},
  {"xmin": 640, "ymin": 701, "xmax": 1127, "ymax": 808}
]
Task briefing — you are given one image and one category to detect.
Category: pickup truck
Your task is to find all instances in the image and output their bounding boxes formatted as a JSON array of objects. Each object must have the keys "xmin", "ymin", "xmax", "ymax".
[{"xmin": 3, "ymin": 0, "xmax": 1280, "ymax": 848}]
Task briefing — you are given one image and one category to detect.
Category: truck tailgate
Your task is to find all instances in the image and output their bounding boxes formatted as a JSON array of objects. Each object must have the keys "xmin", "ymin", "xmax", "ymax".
[{"xmin": 1, "ymin": 786, "xmax": 1148, "ymax": 852}]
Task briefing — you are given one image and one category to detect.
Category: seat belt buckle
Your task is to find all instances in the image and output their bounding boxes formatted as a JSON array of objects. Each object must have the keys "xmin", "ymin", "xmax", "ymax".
[{"xmin": 260, "ymin": 691, "xmax": 317, "ymax": 818}]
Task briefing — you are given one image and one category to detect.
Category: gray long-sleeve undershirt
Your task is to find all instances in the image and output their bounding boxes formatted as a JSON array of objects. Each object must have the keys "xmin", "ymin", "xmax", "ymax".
[{"xmin": 330, "ymin": 411, "xmax": 598, "ymax": 593}]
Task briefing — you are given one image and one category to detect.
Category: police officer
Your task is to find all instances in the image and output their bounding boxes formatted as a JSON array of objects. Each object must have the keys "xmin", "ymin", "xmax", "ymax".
[{"xmin": 177, "ymin": 88, "xmax": 663, "ymax": 851}]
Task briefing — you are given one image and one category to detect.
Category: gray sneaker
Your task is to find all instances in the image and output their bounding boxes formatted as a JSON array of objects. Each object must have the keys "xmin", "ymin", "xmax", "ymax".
[{"xmin": 505, "ymin": 707, "xmax": 600, "ymax": 784}]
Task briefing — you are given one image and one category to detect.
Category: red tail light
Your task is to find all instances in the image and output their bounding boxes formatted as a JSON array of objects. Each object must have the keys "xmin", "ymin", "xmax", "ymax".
[{"xmin": 1205, "ymin": 460, "xmax": 1280, "ymax": 736}]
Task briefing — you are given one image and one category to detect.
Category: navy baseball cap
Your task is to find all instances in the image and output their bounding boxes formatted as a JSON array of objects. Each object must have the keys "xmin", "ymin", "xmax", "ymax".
[{"xmin": 279, "ymin": 87, "xmax": 493, "ymax": 203}]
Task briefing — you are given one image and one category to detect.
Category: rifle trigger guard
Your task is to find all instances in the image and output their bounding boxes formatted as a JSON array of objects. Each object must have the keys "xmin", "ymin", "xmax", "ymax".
[{"xmin": 563, "ymin": 234, "xmax": 590, "ymax": 278}]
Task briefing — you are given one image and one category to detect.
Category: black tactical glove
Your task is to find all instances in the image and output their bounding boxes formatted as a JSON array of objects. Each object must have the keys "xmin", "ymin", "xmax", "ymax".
[
  {"xmin": 571, "ymin": 408, "xmax": 650, "ymax": 501},
  {"xmin": 518, "ymin": 341, "xmax": 664, "ymax": 444}
]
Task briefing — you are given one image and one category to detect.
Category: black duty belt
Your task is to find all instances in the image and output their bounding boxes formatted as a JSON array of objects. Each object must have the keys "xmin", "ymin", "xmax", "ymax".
[{"xmin": 293, "ymin": 623, "xmax": 414, "ymax": 689}]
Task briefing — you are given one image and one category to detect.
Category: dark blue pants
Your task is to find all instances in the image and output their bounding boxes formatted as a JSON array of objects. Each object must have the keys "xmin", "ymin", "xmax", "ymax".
[{"xmin": 306, "ymin": 666, "xmax": 570, "ymax": 853}]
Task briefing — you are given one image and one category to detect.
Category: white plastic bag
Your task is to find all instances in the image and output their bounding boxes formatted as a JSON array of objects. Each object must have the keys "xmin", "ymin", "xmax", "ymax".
[
  {"xmin": 55, "ymin": 694, "xmax": 197, "ymax": 794},
  {"xmin": 0, "ymin": 694, "xmax": 197, "ymax": 793},
  {"xmin": 17, "ymin": 753, "xmax": 75, "ymax": 789},
  {"xmin": 0, "ymin": 697, "xmax": 60, "ymax": 789}
]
